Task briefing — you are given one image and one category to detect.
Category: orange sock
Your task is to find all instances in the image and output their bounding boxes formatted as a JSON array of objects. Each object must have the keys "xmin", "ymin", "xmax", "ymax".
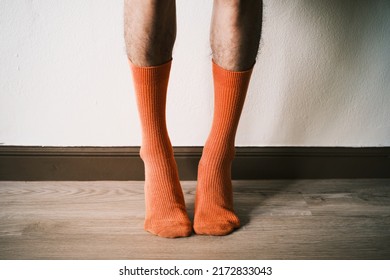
[
  {"xmin": 194, "ymin": 61, "xmax": 253, "ymax": 235},
  {"xmin": 129, "ymin": 60, "xmax": 192, "ymax": 238}
]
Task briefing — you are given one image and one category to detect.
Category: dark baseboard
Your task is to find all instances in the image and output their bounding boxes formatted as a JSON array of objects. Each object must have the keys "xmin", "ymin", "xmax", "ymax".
[{"xmin": 0, "ymin": 146, "xmax": 389, "ymax": 181}]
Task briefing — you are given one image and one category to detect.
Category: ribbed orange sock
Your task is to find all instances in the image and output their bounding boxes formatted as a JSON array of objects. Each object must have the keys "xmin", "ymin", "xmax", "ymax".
[
  {"xmin": 129, "ymin": 60, "xmax": 192, "ymax": 238},
  {"xmin": 194, "ymin": 61, "xmax": 253, "ymax": 235}
]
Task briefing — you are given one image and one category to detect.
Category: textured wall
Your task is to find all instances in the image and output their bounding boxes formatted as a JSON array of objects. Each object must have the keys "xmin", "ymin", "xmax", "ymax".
[{"xmin": 0, "ymin": 0, "xmax": 389, "ymax": 146}]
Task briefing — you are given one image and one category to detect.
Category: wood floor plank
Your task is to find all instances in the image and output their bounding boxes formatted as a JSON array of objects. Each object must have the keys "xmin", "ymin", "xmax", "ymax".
[{"xmin": 0, "ymin": 180, "xmax": 389, "ymax": 259}]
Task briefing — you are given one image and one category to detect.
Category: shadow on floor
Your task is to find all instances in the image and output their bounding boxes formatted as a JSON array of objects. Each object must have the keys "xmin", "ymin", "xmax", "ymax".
[{"xmin": 234, "ymin": 180, "xmax": 295, "ymax": 227}]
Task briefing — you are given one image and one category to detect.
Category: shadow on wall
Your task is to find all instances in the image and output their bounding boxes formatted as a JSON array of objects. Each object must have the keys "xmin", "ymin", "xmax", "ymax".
[{"xmin": 256, "ymin": 0, "xmax": 390, "ymax": 146}]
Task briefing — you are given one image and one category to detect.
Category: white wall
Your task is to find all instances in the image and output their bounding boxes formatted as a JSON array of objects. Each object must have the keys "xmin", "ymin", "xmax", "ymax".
[{"xmin": 1, "ymin": 0, "xmax": 389, "ymax": 147}]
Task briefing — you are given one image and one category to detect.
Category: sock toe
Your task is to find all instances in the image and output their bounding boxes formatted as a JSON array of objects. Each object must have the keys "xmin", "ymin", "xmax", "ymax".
[
  {"xmin": 194, "ymin": 219, "xmax": 240, "ymax": 236},
  {"xmin": 146, "ymin": 220, "xmax": 192, "ymax": 238}
]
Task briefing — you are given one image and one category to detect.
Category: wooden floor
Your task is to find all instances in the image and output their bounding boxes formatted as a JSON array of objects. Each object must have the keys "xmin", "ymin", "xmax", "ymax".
[{"xmin": 0, "ymin": 179, "xmax": 389, "ymax": 260}]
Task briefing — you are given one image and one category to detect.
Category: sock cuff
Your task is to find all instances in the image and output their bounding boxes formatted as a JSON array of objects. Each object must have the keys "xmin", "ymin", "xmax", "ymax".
[
  {"xmin": 212, "ymin": 60, "xmax": 253, "ymax": 88},
  {"xmin": 129, "ymin": 59, "xmax": 172, "ymax": 86}
]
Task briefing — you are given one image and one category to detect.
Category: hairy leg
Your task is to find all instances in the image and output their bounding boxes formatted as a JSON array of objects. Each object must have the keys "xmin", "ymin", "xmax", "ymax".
[
  {"xmin": 211, "ymin": 0, "xmax": 262, "ymax": 71},
  {"xmin": 124, "ymin": 0, "xmax": 176, "ymax": 66},
  {"xmin": 124, "ymin": 0, "xmax": 191, "ymax": 238},
  {"xmin": 194, "ymin": 0, "xmax": 263, "ymax": 235}
]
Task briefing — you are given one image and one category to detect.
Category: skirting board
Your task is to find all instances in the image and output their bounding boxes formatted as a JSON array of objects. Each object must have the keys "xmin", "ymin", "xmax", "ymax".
[{"xmin": 0, "ymin": 146, "xmax": 389, "ymax": 181}]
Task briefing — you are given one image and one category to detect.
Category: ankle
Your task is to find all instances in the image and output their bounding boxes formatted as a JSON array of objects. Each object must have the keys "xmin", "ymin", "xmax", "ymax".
[
  {"xmin": 140, "ymin": 142, "xmax": 174, "ymax": 161},
  {"xmin": 201, "ymin": 142, "xmax": 235, "ymax": 164}
]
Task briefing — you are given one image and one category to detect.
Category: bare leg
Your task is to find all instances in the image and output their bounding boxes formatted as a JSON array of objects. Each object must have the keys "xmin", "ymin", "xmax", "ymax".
[
  {"xmin": 194, "ymin": 0, "xmax": 263, "ymax": 235},
  {"xmin": 211, "ymin": 0, "xmax": 262, "ymax": 71},
  {"xmin": 124, "ymin": 0, "xmax": 192, "ymax": 238},
  {"xmin": 124, "ymin": 0, "xmax": 176, "ymax": 66}
]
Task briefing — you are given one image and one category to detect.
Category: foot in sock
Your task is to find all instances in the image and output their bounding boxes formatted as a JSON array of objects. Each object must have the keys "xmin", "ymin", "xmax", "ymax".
[
  {"xmin": 142, "ymin": 145, "xmax": 192, "ymax": 238},
  {"xmin": 193, "ymin": 61, "xmax": 253, "ymax": 236},
  {"xmin": 194, "ymin": 144, "xmax": 240, "ymax": 235},
  {"xmin": 130, "ymin": 60, "xmax": 192, "ymax": 238}
]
